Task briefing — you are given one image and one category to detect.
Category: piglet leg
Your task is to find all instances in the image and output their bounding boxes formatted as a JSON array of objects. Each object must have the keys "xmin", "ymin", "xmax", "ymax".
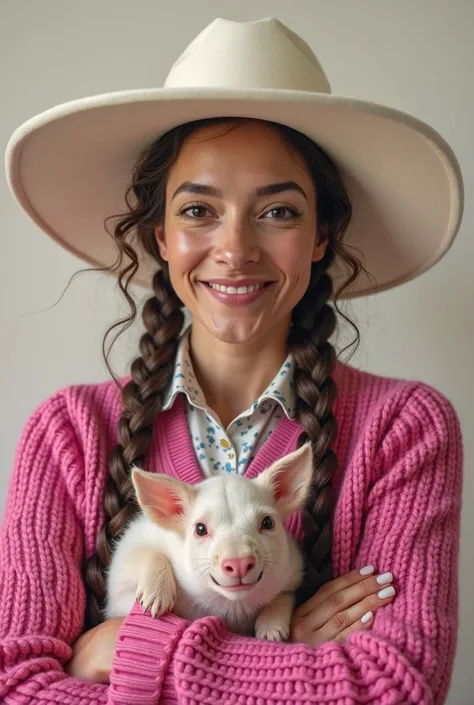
[
  {"xmin": 254, "ymin": 592, "xmax": 294, "ymax": 642},
  {"xmin": 135, "ymin": 548, "xmax": 177, "ymax": 618}
]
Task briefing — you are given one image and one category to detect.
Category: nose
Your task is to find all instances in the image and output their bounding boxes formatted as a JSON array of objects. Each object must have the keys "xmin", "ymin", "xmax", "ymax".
[
  {"xmin": 213, "ymin": 222, "xmax": 260, "ymax": 268},
  {"xmin": 221, "ymin": 555, "xmax": 256, "ymax": 578}
]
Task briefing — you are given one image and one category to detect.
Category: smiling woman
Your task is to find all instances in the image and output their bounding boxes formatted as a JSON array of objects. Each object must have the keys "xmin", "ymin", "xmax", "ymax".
[{"xmin": 1, "ymin": 15, "xmax": 464, "ymax": 705}]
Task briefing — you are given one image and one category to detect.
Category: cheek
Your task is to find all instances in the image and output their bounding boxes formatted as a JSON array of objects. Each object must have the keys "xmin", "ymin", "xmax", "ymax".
[
  {"xmin": 186, "ymin": 535, "xmax": 211, "ymax": 567},
  {"xmin": 270, "ymin": 234, "xmax": 313, "ymax": 280},
  {"xmin": 166, "ymin": 231, "xmax": 206, "ymax": 276},
  {"xmin": 269, "ymin": 238, "xmax": 313, "ymax": 309},
  {"xmin": 259, "ymin": 524, "xmax": 284, "ymax": 552}
]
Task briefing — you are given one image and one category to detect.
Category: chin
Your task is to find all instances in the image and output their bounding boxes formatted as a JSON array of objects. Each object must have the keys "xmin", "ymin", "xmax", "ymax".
[{"xmin": 205, "ymin": 316, "xmax": 266, "ymax": 344}]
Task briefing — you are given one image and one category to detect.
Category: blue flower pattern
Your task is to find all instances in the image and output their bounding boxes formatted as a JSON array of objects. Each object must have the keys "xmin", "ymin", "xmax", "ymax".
[{"xmin": 161, "ymin": 329, "xmax": 295, "ymax": 477}]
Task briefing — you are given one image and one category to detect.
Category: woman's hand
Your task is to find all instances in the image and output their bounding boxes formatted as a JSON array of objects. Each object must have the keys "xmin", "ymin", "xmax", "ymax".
[
  {"xmin": 65, "ymin": 617, "xmax": 125, "ymax": 684},
  {"xmin": 290, "ymin": 567, "xmax": 395, "ymax": 647}
]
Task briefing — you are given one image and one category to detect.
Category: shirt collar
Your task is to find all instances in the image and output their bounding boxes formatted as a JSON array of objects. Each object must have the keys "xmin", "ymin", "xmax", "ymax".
[{"xmin": 162, "ymin": 327, "xmax": 296, "ymax": 419}]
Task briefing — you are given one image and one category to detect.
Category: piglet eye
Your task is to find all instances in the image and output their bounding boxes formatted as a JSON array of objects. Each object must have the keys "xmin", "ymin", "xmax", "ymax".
[
  {"xmin": 260, "ymin": 515, "xmax": 274, "ymax": 531},
  {"xmin": 195, "ymin": 523, "xmax": 208, "ymax": 537}
]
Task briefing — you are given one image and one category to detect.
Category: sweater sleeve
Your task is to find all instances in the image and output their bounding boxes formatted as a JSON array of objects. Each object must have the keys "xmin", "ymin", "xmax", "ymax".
[
  {"xmin": 0, "ymin": 394, "xmax": 109, "ymax": 704},
  {"xmin": 111, "ymin": 383, "xmax": 461, "ymax": 705}
]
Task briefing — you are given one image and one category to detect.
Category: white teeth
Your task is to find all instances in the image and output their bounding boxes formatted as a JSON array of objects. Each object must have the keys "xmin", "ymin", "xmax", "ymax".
[{"xmin": 209, "ymin": 283, "xmax": 265, "ymax": 294}]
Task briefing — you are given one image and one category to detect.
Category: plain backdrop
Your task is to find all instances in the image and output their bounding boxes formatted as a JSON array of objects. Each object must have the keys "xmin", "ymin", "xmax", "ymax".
[{"xmin": 1, "ymin": 1, "xmax": 472, "ymax": 702}]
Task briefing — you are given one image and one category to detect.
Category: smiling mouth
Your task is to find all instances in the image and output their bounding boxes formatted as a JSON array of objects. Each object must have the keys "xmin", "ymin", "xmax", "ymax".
[
  {"xmin": 204, "ymin": 282, "xmax": 272, "ymax": 295},
  {"xmin": 211, "ymin": 569, "xmax": 264, "ymax": 591}
]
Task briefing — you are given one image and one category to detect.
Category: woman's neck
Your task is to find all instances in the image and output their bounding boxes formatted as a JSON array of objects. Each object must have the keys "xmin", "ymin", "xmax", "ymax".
[{"xmin": 189, "ymin": 320, "xmax": 290, "ymax": 428}]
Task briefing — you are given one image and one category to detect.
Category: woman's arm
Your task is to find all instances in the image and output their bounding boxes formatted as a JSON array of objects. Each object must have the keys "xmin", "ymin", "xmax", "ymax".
[
  {"xmin": 0, "ymin": 392, "xmax": 163, "ymax": 705},
  {"xmin": 110, "ymin": 383, "xmax": 462, "ymax": 705}
]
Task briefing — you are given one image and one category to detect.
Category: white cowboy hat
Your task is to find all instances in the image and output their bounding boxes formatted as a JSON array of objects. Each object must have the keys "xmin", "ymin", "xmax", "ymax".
[{"xmin": 4, "ymin": 17, "xmax": 464, "ymax": 298}]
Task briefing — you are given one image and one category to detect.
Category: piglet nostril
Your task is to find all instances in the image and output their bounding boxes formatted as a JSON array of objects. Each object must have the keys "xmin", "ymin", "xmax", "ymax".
[
  {"xmin": 241, "ymin": 556, "xmax": 256, "ymax": 576},
  {"xmin": 222, "ymin": 556, "xmax": 256, "ymax": 578}
]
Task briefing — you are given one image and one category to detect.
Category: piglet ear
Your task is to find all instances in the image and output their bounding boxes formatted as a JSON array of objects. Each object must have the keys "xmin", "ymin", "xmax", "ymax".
[
  {"xmin": 131, "ymin": 468, "xmax": 195, "ymax": 530},
  {"xmin": 254, "ymin": 444, "xmax": 313, "ymax": 519}
]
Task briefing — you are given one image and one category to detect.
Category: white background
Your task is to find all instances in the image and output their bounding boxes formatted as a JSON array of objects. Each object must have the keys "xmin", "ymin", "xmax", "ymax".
[{"xmin": 1, "ymin": 1, "xmax": 472, "ymax": 702}]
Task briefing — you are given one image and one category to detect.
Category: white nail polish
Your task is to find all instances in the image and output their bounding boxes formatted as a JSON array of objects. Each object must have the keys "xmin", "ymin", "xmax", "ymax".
[
  {"xmin": 376, "ymin": 572, "xmax": 393, "ymax": 585},
  {"xmin": 359, "ymin": 565, "xmax": 375, "ymax": 576},
  {"xmin": 378, "ymin": 586, "xmax": 395, "ymax": 599},
  {"xmin": 361, "ymin": 611, "xmax": 373, "ymax": 624}
]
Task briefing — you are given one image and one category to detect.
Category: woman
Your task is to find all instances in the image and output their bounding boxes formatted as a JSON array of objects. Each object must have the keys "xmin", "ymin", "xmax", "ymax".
[{"xmin": 1, "ymin": 16, "xmax": 464, "ymax": 705}]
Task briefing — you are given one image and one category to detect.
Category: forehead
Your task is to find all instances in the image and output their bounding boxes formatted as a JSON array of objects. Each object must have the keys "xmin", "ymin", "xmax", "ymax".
[
  {"xmin": 192, "ymin": 475, "xmax": 269, "ymax": 523},
  {"xmin": 167, "ymin": 121, "xmax": 313, "ymax": 195}
]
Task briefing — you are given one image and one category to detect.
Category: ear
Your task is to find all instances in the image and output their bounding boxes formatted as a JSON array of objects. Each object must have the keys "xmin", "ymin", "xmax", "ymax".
[
  {"xmin": 154, "ymin": 224, "xmax": 168, "ymax": 261},
  {"xmin": 131, "ymin": 467, "xmax": 195, "ymax": 530},
  {"xmin": 311, "ymin": 225, "xmax": 329, "ymax": 262},
  {"xmin": 254, "ymin": 444, "xmax": 313, "ymax": 519}
]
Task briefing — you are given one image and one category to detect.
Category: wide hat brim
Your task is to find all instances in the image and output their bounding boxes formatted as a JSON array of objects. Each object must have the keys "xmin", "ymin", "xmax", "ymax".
[{"xmin": 5, "ymin": 86, "xmax": 464, "ymax": 298}]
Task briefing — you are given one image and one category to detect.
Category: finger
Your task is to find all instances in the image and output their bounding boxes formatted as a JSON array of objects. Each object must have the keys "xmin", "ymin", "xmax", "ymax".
[
  {"xmin": 313, "ymin": 588, "xmax": 396, "ymax": 645},
  {"xmin": 330, "ymin": 594, "xmax": 395, "ymax": 643},
  {"xmin": 302, "ymin": 607, "xmax": 375, "ymax": 649},
  {"xmin": 332, "ymin": 611, "xmax": 375, "ymax": 642},
  {"xmin": 295, "ymin": 566, "xmax": 376, "ymax": 618},
  {"xmin": 300, "ymin": 572, "xmax": 394, "ymax": 632},
  {"xmin": 344, "ymin": 587, "xmax": 396, "ymax": 627}
]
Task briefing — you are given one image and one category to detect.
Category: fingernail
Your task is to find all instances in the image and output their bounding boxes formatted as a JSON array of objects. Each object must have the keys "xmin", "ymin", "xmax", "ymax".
[
  {"xmin": 378, "ymin": 586, "xmax": 396, "ymax": 599},
  {"xmin": 359, "ymin": 565, "xmax": 375, "ymax": 576},
  {"xmin": 376, "ymin": 572, "xmax": 393, "ymax": 585},
  {"xmin": 361, "ymin": 611, "xmax": 373, "ymax": 624}
]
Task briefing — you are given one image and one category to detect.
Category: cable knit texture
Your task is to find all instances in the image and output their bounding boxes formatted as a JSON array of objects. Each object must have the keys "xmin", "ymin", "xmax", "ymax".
[{"xmin": 0, "ymin": 360, "xmax": 463, "ymax": 705}]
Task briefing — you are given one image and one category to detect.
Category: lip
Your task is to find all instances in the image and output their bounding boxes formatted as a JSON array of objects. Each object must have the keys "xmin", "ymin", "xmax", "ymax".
[
  {"xmin": 204, "ymin": 278, "xmax": 273, "ymax": 287},
  {"xmin": 211, "ymin": 570, "xmax": 263, "ymax": 591},
  {"xmin": 200, "ymin": 281, "xmax": 274, "ymax": 307}
]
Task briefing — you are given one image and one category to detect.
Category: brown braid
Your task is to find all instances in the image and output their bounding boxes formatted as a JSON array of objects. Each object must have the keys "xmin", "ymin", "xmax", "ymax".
[
  {"xmin": 84, "ymin": 268, "xmax": 184, "ymax": 627},
  {"xmin": 82, "ymin": 116, "xmax": 368, "ymax": 627},
  {"xmin": 290, "ymin": 265, "xmax": 338, "ymax": 605}
]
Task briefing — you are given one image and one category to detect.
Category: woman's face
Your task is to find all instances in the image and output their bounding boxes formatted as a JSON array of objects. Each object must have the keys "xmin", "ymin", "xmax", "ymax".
[{"xmin": 156, "ymin": 121, "xmax": 327, "ymax": 345}]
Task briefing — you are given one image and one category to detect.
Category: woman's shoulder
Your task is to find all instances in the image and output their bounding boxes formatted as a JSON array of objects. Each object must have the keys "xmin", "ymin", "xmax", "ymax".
[
  {"xmin": 10, "ymin": 378, "xmax": 127, "ymax": 529},
  {"xmin": 332, "ymin": 361, "xmax": 462, "ymax": 497},
  {"xmin": 25, "ymin": 376, "xmax": 127, "ymax": 449},
  {"xmin": 333, "ymin": 358, "xmax": 460, "ymax": 439},
  {"xmin": 38, "ymin": 376, "xmax": 124, "ymax": 417}
]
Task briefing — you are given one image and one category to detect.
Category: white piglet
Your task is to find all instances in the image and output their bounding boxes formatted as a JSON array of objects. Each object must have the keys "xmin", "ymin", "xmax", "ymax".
[{"xmin": 105, "ymin": 443, "xmax": 313, "ymax": 640}]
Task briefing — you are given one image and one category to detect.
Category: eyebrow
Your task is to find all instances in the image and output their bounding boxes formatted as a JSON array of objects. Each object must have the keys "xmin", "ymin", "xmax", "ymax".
[{"xmin": 171, "ymin": 180, "xmax": 308, "ymax": 202}]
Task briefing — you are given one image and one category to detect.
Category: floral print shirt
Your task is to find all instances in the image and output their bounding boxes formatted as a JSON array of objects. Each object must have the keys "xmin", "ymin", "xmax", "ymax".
[{"xmin": 162, "ymin": 328, "xmax": 296, "ymax": 476}]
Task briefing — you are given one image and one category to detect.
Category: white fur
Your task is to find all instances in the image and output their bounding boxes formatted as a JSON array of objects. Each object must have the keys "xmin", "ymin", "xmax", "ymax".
[{"xmin": 105, "ymin": 444, "xmax": 313, "ymax": 640}]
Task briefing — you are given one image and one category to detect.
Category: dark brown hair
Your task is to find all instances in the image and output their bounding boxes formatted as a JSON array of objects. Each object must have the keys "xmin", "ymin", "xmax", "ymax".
[{"xmin": 83, "ymin": 117, "xmax": 366, "ymax": 627}]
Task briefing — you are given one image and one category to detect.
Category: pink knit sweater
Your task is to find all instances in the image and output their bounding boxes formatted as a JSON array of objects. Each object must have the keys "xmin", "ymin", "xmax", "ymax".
[{"xmin": 0, "ymin": 361, "xmax": 463, "ymax": 705}]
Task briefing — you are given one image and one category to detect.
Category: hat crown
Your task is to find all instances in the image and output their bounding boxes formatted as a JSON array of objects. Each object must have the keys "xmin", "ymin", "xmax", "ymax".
[{"xmin": 164, "ymin": 17, "xmax": 331, "ymax": 94}]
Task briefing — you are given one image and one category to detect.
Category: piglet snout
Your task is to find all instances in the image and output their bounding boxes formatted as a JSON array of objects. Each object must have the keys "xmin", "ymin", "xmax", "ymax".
[{"xmin": 222, "ymin": 555, "xmax": 256, "ymax": 578}]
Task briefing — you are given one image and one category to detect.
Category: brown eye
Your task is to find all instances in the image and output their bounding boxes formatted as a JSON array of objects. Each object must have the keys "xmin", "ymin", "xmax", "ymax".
[
  {"xmin": 189, "ymin": 206, "xmax": 207, "ymax": 218},
  {"xmin": 195, "ymin": 523, "xmax": 208, "ymax": 537},
  {"xmin": 260, "ymin": 516, "xmax": 274, "ymax": 531},
  {"xmin": 177, "ymin": 203, "xmax": 212, "ymax": 219}
]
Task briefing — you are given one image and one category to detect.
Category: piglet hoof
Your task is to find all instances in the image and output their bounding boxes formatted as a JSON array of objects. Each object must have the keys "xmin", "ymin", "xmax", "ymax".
[
  {"xmin": 254, "ymin": 593, "xmax": 294, "ymax": 641},
  {"xmin": 136, "ymin": 557, "xmax": 177, "ymax": 618},
  {"xmin": 254, "ymin": 618, "xmax": 290, "ymax": 642}
]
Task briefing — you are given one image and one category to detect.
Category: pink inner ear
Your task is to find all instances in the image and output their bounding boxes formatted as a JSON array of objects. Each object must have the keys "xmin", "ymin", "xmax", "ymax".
[
  {"xmin": 162, "ymin": 490, "xmax": 186, "ymax": 518},
  {"xmin": 133, "ymin": 471, "xmax": 188, "ymax": 520},
  {"xmin": 272, "ymin": 471, "xmax": 290, "ymax": 502}
]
